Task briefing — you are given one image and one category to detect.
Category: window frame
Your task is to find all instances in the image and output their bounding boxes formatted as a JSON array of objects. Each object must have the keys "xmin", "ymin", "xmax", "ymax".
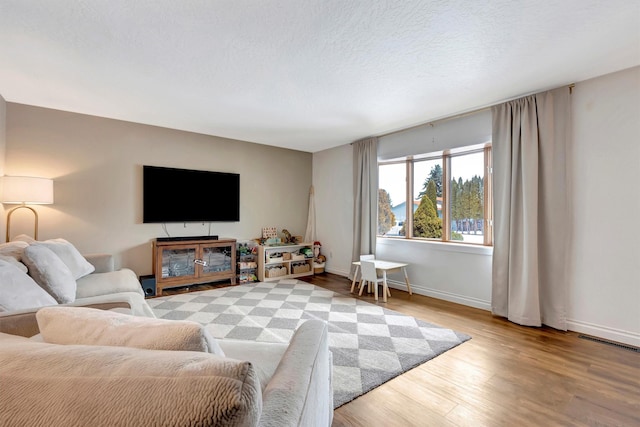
[{"xmin": 378, "ymin": 143, "xmax": 493, "ymax": 246}]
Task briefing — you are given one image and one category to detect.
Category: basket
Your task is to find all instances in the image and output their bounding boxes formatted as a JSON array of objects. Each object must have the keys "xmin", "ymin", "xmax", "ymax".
[
  {"xmin": 267, "ymin": 256, "xmax": 283, "ymax": 263},
  {"xmin": 265, "ymin": 266, "xmax": 288, "ymax": 278},
  {"xmin": 313, "ymin": 262, "xmax": 325, "ymax": 274},
  {"xmin": 237, "ymin": 261, "xmax": 257, "ymax": 269},
  {"xmin": 292, "ymin": 263, "xmax": 311, "ymax": 274},
  {"xmin": 291, "ymin": 254, "xmax": 305, "ymax": 261}
]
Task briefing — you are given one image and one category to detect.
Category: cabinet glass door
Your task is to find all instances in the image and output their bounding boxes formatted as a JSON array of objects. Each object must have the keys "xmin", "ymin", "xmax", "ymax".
[
  {"xmin": 161, "ymin": 248, "xmax": 196, "ymax": 278},
  {"xmin": 201, "ymin": 245, "xmax": 232, "ymax": 274}
]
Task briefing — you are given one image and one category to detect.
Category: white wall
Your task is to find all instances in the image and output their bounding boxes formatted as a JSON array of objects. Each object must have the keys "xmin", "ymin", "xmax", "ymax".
[
  {"xmin": 0, "ymin": 95, "xmax": 5, "ymax": 241},
  {"xmin": 314, "ymin": 66, "xmax": 640, "ymax": 346},
  {"xmin": 313, "ymin": 135, "xmax": 493, "ymax": 310},
  {"xmin": 567, "ymin": 66, "xmax": 640, "ymax": 346},
  {"xmin": 5, "ymin": 103, "xmax": 312, "ymax": 276},
  {"xmin": 0, "ymin": 95, "xmax": 5, "ymax": 174}
]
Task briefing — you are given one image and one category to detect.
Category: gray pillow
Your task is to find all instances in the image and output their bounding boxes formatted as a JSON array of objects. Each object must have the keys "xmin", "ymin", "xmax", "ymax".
[
  {"xmin": 0, "ymin": 259, "xmax": 57, "ymax": 311},
  {"xmin": 0, "ymin": 254, "xmax": 28, "ymax": 273},
  {"xmin": 34, "ymin": 238, "xmax": 95, "ymax": 280},
  {"xmin": 21, "ymin": 245, "xmax": 77, "ymax": 304}
]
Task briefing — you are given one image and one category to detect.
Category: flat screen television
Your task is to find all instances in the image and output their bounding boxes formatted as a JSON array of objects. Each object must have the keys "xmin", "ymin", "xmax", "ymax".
[{"xmin": 143, "ymin": 165, "xmax": 240, "ymax": 223}]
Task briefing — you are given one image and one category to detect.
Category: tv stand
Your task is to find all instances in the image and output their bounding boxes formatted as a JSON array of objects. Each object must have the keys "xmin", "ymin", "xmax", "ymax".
[
  {"xmin": 156, "ymin": 235, "xmax": 218, "ymax": 242},
  {"xmin": 152, "ymin": 237, "xmax": 235, "ymax": 296}
]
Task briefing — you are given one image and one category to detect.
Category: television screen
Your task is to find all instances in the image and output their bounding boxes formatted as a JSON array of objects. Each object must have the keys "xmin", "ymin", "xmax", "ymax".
[{"xmin": 143, "ymin": 165, "xmax": 240, "ymax": 223}]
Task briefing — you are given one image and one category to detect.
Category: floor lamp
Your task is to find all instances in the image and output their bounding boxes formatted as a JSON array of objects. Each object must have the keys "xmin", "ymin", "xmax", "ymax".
[{"xmin": 1, "ymin": 176, "xmax": 54, "ymax": 242}]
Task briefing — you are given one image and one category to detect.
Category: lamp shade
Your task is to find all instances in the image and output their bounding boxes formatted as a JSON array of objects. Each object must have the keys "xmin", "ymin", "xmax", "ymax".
[{"xmin": 0, "ymin": 176, "xmax": 54, "ymax": 204}]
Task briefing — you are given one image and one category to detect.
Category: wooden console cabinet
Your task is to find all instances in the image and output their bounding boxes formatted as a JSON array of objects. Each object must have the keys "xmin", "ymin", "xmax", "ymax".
[{"xmin": 152, "ymin": 238, "xmax": 236, "ymax": 296}]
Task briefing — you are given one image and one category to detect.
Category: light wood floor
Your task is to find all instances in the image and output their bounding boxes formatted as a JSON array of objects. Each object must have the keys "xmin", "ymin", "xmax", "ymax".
[{"xmin": 299, "ymin": 273, "xmax": 640, "ymax": 427}]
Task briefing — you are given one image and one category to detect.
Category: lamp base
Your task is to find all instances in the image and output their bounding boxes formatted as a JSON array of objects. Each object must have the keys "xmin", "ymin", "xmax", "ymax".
[{"xmin": 6, "ymin": 204, "xmax": 38, "ymax": 242}]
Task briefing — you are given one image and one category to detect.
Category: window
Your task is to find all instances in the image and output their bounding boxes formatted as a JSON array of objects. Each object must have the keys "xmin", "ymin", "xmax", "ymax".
[
  {"xmin": 378, "ymin": 162, "xmax": 405, "ymax": 236},
  {"xmin": 378, "ymin": 144, "xmax": 493, "ymax": 245},
  {"xmin": 412, "ymin": 157, "xmax": 442, "ymax": 239}
]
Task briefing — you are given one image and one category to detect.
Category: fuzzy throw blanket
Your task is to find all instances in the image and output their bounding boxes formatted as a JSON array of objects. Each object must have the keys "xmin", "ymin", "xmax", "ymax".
[{"xmin": 0, "ymin": 333, "xmax": 261, "ymax": 427}]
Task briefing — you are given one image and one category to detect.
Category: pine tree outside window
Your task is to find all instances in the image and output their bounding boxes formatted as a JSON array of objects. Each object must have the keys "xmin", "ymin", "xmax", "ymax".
[{"xmin": 413, "ymin": 158, "xmax": 442, "ymax": 239}]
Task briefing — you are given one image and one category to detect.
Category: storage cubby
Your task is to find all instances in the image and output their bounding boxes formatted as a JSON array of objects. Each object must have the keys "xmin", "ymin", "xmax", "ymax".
[{"xmin": 257, "ymin": 243, "xmax": 314, "ymax": 282}]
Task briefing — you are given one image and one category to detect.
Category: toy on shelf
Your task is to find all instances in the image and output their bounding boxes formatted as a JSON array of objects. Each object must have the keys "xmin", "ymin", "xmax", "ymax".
[
  {"xmin": 313, "ymin": 241, "xmax": 326, "ymax": 274},
  {"xmin": 281, "ymin": 229, "xmax": 295, "ymax": 244},
  {"xmin": 236, "ymin": 240, "xmax": 259, "ymax": 284},
  {"xmin": 262, "ymin": 227, "xmax": 277, "ymax": 239}
]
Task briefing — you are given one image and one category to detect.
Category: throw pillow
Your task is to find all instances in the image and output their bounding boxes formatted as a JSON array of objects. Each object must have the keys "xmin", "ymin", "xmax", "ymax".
[
  {"xmin": 0, "ymin": 254, "xmax": 28, "ymax": 273},
  {"xmin": 0, "ymin": 240, "xmax": 29, "ymax": 261},
  {"xmin": 11, "ymin": 234, "xmax": 36, "ymax": 244},
  {"xmin": 0, "ymin": 259, "xmax": 57, "ymax": 312},
  {"xmin": 36, "ymin": 306, "xmax": 225, "ymax": 356},
  {"xmin": 21, "ymin": 245, "xmax": 77, "ymax": 304},
  {"xmin": 34, "ymin": 238, "xmax": 95, "ymax": 280}
]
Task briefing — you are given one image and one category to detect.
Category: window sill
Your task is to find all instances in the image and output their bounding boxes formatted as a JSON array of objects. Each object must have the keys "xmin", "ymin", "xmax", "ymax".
[{"xmin": 377, "ymin": 236, "xmax": 493, "ymax": 256}]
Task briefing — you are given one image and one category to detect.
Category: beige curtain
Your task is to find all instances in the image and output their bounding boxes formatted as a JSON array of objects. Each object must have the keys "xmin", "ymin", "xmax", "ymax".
[
  {"xmin": 351, "ymin": 137, "xmax": 378, "ymax": 279},
  {"xmin": 492, "ymin": 87, "xmax": 571, "ymax": 330},
  {"xmin": 303, "ymin": 186, "xmax": 316, "ymax": 243}
]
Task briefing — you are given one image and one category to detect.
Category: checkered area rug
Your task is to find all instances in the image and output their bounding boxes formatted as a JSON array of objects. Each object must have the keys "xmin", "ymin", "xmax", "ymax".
[{"xmin": 147, "ymin": 279, "xmax": 471, "ymax": 408}]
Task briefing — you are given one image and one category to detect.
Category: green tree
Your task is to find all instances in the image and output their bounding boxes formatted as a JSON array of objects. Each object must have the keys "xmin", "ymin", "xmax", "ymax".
[
  {"xmin": 450, "ymin": 175, "xmax": 484, "ymax": 234},
  {"xmin": 452, "ymin": 177, "xmax": 464, "ymax": 232},
  {"xmin": 450, "ymin": 178, "xmax": 461, "ymax": 233},
  {"xmin": 426, "ymin": 180, "xmax": 438, "ymax": 216},
  {"xmin": 377, "ymin": 189, "xmax": 395, "ymax": 235},
  {"xmin": 413, "ymin": 195, "xmax": 442, "ymax": 238},
  {"xmin": 469, "ymin": 175, "xmax": 484, "ymax": 233},
  {"xmin": 461, "ymin": 179, "xmax": 473, "ymax": 232},
  {"xmin": 430, "ymin": 164, "xmax": 443, "ymax": 197},
  {"xmin": 417, "ymin": 164, "xmax": 443, "ymax": 198}
]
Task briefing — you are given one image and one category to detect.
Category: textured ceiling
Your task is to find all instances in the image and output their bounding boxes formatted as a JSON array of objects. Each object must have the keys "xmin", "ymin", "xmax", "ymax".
[{"xmin": 1, "ymin": 1, "xmax": 639, "ymax": 153}]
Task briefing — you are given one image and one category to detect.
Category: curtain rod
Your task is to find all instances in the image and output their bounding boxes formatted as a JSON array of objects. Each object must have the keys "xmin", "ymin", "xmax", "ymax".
[{"xmin": 376, "ymin": 82, "xmax": 575, "ymax": 139}]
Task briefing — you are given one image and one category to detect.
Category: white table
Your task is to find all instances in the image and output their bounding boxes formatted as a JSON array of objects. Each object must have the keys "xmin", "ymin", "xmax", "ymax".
[{"xmin": 350, "ymin": 260, "xmax": 413, "ymax": 302}]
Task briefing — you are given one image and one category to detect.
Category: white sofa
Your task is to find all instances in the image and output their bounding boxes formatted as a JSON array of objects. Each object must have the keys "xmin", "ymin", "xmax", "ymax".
[
  {"xmin": 0, "ymin": 238, "xmax": 334, "ymax": 426},
  {"xmin": 0, "ymin": 315, "xmax": 333, "ymax": 427},
  {"xmin": 0, "ymin": 245, "xmax": 154, "ymax": 337}
]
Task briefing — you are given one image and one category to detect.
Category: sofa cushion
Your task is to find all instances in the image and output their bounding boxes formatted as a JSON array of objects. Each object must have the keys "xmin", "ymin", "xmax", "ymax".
[
  {"xmin": 82, "ymin": 253, "xmax": 114, "ymax": 274},
  {"xmin": 21, "ymin": 245, "xmax": 77, "ymax": 304},
  {"xmin": 34, "ymin": 238, "xmax": 95, "ymax": 280},
  {"xmin": 0, "ymin": 260, "xmax": 57, "ymax": 312},
  {"xmin": 75, "ymin": 268, "xmax": 144, "ymax": 299},
  {"xmin": 73, "ymin": 292, "xmax": 157, "ymax": 318},
  {"xmin": 218, "ymin": 337, "xmax": 289, "ymax": 393},
  {"xmin": 0, "ymin": 333, "xmax": 262, "ymax": 427},
  {"xmin": 0, "ymin": 240, "xmax": 29, "ymax": 262},
  {"xmin": 36, "ymin": 306, "xmax": 225, "ymax": 356}
]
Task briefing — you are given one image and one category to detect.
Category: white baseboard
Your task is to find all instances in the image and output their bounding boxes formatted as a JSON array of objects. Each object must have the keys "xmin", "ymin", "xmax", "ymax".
[
  {"xmin": 325, "ymin": 267, "xmax": 350, "ymax": 277},
  {"xmin": 386, "ymin": 280, "xmax": 491, "ymax": 311},
  {"xmin": 567, "ymin": 319, "xmax": 640, "ymax": 348},
  {"xmin": 324, "ymin": 268, "xmax": 491, "ymax": 311},
  {"xmin": 324, "ymin": 268, "xmax": 638, "ymax": 348}
]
